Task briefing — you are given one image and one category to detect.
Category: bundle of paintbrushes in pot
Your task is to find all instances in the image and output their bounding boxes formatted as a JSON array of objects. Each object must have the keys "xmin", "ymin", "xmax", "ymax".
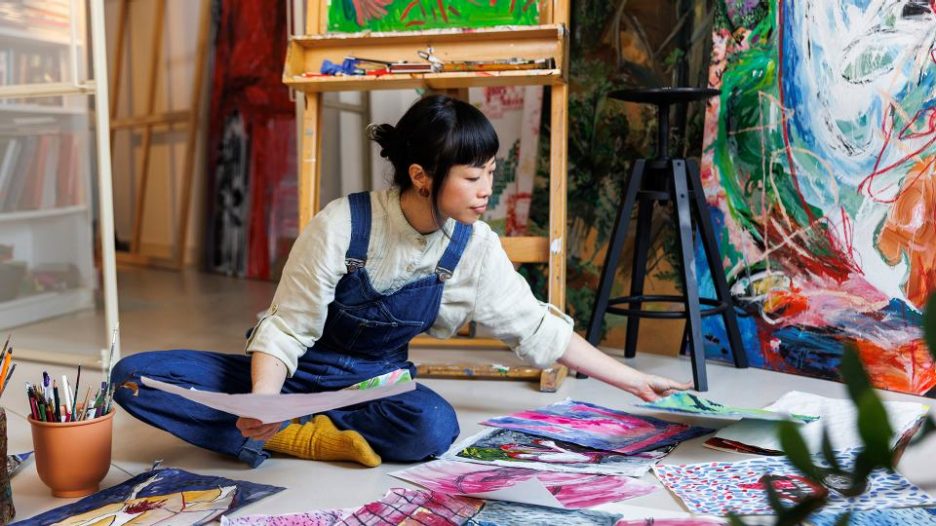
[{"xmin": 26, "ymin": 363, "xmax": 117, "ymax": 498}]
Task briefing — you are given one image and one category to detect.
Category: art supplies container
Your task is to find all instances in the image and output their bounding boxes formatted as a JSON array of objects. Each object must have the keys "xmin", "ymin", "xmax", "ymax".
[
  {"xmin": 29, "ymin": 408, "xmax": 115, "ymax": 497},
  {"xmin": 0, "ymin": 408, "xmax": 13, "ymax": 523}
]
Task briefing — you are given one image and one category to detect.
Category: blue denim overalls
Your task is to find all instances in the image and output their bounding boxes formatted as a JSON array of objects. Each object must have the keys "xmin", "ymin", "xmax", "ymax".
[{"xmin": 113, "ymin": 192, "xmax": 467, "ymax": 467}]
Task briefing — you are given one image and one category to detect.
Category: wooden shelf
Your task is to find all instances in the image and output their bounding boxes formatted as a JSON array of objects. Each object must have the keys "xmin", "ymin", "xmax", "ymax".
[
  {"xmin": 0, "ymin": 205, "xmax": 87, "ymax": 224},
  {"xmin": 0, "ymin": 288, "xmax": 94, "ymax": 331},
  {"xmin": 284, "ymin": 24, "xmax": 566, "ymax": 93}
]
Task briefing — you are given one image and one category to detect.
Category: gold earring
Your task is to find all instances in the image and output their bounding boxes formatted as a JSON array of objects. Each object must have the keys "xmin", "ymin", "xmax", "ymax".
[{"xmin": 418, "ymin": 187, "xmax": 430, "ymax": 198}]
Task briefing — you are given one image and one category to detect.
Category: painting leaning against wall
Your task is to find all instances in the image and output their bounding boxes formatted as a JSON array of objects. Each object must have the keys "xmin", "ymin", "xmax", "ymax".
[
  {"xmin": 326, "ymin": 0, "xmax": 539, "ymax": 33},
  {"xmin": 698, "ymin": 0, "xmax": 936, "ymax": 396}
]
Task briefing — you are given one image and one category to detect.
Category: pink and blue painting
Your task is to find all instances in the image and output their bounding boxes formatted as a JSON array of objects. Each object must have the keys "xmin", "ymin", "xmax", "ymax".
[
  {"xmin": 699, "ymin": 0, "xmax": 936, "ymax": 396},
  {"xmin": 12, "ymin": 468, "xmax": 283, "ymax": 526},
  {"xmin": 391, "ymin": 460, "xmax": 657, "ymax": 509},
  {"xmin": 482, "ymin": 400, "xmax": 712, "ymax": 454},
  {"xmin": 654, "ymin": 449, "xmax": 936, "ymax": 516}
]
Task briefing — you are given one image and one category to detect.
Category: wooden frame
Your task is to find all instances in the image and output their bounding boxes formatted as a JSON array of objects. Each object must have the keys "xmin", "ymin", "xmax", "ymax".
[
  {"xmin": 286, "ymin": 0, "xmax": 569, "ymax": 389},
  {"xmin": 110, "ymin": 0, "xmax": 211, "ymax": 270}
]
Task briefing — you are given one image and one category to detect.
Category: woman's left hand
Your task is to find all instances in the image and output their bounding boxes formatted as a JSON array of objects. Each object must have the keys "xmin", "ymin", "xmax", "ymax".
[{"xmin": 625, "ymin": 373, "xmax": 694, "ymax": 402}]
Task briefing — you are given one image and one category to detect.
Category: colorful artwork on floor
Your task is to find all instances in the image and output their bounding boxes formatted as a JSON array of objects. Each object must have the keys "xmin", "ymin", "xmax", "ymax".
[
  {"xmin": 13, "ymin": 468, "xmax": 283, "ymax": 526},
  {"xmin": 391, "ymin": 459, "xmax": 657, "ymax": 509},
  {"xmin": 344, "ymin": 487, "xmax": 483, "ymax": 525},
  {"xmin": 221, "ymin": 509, "xmax": 350, "ymax": 526},
  {"xmin": 468, "ymin": 499, "xmax": 624, "ymax": 525},
  {"xmin": 809, "ymin": 506, "xmax": 936, "ymax": 526},
  {"xmin": 699, "ymin": 0, "xmax": 936, "ymax": 396},
  {"xmin": 638, "ymin": 392, "xmax": 818, "ymax": 423},
  {"xmin": 653, "ymin": 449, "xmax": 936, "ymax": 516},
  {"xmin": 482, "ymin": 399, "xmax": 713, "ymax": 454},
  {"xmin": 441, "ymin": 428, "xmax": 669, "ymax": 477},
  {"xmin": 326, "ymin": 0, "xmax": 539, "ymax": 33}
]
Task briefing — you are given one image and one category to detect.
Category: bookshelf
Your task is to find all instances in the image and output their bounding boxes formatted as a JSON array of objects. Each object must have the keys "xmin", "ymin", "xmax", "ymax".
[{"xmin": 0, "ymin": 0, "xmax": 118, "ymax": 353}]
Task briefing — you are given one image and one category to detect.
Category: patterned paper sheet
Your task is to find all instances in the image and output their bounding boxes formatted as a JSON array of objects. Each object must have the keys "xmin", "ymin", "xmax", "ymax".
[{"xmin": 654, "ymin": 449, "xmax": 936, "ymax": 516}]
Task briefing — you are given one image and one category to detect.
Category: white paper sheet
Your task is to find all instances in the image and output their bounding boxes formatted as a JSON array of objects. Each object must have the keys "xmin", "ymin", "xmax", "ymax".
[
  {"xmin": 712, "ymin": 390, "xmax": 929, "ymax": 453},
  {"xmin": 140, "ymin": 376, "xmax": 417, "ymax": 424}
]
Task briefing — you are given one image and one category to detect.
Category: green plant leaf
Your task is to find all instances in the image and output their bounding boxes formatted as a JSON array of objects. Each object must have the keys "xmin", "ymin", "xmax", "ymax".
[
  {"xmin": 840, "ymin": 346, "xmax": 873, "ymax": 404},
  {"xmin": 854, "ymin": 390, "xmax": 895, "ymax": 468},
  {"xmin": 727, "ymin": 514, "xmax": 748, "ymax": 526},
  {"xmin": 924, "ymin": 292, "xmax": 936, "ymax": 362},
  {"xmin": 834, "ymin": 511, "xmax": 853, "ymax": 526},
  {"xmin": 821, "ymin": 427, "xmax": 843, "ymax": 474},
  {"xmin": 911, "ymin": 416, "xmax": 936, "ymax": 446},
  {"xmin": 778, "ymin": 421, "xmax": 825, "ymax": 481},
  {"xmin": 775, "ymin": 496, "xmax": 830, "ymax": 526}
]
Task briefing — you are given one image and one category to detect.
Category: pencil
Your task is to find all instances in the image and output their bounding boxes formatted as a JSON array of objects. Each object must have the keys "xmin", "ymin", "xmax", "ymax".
[
  {"xmin": 53, "ymin": 382, "xmax": 62, "ymax": 422},
  {"xmin": 0, "ymin": 348, "xmax": 11, "ymax": 392},
  {"xmin": 72, "ymin": 364, "xmax": 81, "ymax": 421},
  {"xmin": 0, "ymin": 362, "xmax": 16, "ymax": 398}
]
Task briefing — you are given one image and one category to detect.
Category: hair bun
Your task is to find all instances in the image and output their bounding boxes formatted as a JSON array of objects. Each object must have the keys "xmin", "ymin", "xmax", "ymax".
[{"xmin": 367, "ymin": 123, "xmax": 400, "ymax": 161}]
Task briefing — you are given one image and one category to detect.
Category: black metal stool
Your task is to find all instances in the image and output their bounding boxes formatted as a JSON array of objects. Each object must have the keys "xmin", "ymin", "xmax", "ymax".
[{"xmin": 585, "ymin": 87, "xmax": 748, "ymax": 392}]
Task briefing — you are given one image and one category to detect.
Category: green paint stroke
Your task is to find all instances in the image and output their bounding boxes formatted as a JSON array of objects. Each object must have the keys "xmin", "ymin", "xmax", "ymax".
[{"xmin": 327, "ymin": 0, "xmax": 539, "ymax": 33}]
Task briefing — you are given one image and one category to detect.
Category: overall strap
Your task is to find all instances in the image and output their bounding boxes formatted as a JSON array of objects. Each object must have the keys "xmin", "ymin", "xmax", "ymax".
[
  {"xmin": 345, "ymin": 192, "xmax": 372, "ymax": 273},
  {"xmin": 434, "ymin": 222, "xmax": 472, "ymax": 282}
]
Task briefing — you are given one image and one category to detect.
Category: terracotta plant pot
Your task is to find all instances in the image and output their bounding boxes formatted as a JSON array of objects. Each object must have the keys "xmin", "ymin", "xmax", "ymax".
[{"xmin": 29, "ymin": 409, "xmax": 115, "ymax": 498}]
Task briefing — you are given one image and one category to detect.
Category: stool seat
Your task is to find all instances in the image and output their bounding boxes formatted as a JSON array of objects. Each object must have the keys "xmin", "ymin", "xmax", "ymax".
[{"xmin": 608, "ymin": 87, "xmax": 720, "ymax": 105}]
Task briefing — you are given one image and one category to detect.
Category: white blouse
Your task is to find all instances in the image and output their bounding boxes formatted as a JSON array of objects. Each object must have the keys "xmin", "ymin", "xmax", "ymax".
[{"xmin": 245, "ymin": 188, "xmax": 574, "ymax": 376}]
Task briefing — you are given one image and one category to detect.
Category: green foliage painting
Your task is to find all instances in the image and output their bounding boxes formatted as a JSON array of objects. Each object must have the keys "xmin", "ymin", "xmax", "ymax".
[{"xmin": 326, "ymin": 0, "xmax": 539, "ymax": 33}]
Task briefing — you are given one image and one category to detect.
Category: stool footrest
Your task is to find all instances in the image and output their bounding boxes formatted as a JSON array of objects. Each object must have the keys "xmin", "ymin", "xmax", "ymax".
[{"xmin": 606, "ymin": 294, "xmax": 729, "ymax": 319}]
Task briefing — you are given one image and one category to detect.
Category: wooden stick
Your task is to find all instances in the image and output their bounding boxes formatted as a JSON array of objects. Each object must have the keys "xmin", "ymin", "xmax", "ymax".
[
  {"xmin": 174, "ymin": 0, "xmax": 212, "ymax": 269},
  {"xmin": 130, "ymin": 0, "xmax": 167, "ymax": 254},
  {"xmin": 108, "ymin": 0, "xmax": 130, "ymax": 151}
]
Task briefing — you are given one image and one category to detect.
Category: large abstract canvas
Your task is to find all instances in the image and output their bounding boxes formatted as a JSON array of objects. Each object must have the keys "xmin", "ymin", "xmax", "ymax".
[
  {"xmin": 482, "ymin": 400, "xmax": 712, "ymax": 454},
  {"xmin": 653, "ymin": 450, "xmax": 936, "ymax": 516},
  {"xmin": 699, "ymin": 1, "xmax": 936, "ymax": 396},
  {"xmin": 391, "ymin": 460, "xmax": 657, "ymax": 509},
  {"xmin": 326, "ymin": 0, "xmax": 539, "ymax": 33},
  {"xmin": 441, "ymin": 428, "xmax": 669, "ymax": 477},
  {"xmin": 14, "ymin": 468, "xmax": 283, "ymax": 526}
]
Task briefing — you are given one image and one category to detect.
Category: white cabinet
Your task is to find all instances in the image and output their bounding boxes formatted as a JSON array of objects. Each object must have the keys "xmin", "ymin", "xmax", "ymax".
[{"xmin": 0, "ymin": 0, "xmax": 116, "ymax": 345}]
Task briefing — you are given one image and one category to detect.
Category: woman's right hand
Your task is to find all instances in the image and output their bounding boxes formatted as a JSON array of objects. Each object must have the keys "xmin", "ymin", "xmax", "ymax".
[{"xmin": 236, "ymin": 417, "xmax": 282, "ymax": 441}]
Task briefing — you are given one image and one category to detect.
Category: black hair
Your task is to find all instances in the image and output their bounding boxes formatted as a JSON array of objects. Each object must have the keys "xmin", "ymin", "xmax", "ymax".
[{"xmin": 368, "ymin": 95, "xmax": 499, "ymax": 226}]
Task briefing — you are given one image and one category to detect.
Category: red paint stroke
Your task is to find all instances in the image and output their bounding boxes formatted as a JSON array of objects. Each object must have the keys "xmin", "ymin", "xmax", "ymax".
[
  {"xmin": 406, "ymin": 19, "xmax": 425, "ymax": 27},
  {"xmin": 523, "ymin": 0, "xmax": 536, "ymax": 13},
  {"xmin": 855, "ymin": 338, "xmax": 936, "ymax": 395},
  {"xmin": 509, "ymin": 0, "xmax": 516, "ymax": 13},
  {"xmin": 449, "ymin": 5, "xmax": 460, "ymax": 17},
  {"xmin": 859, "ymin": 106, "xmax": 936, "ymax": 203},
  {"xmin": 401, "ymin": 0, "xmax": 419, "ymax": 20},
  {"xmin": 438, "ymin": 0, "xmax": 449, "ymax": 22}
]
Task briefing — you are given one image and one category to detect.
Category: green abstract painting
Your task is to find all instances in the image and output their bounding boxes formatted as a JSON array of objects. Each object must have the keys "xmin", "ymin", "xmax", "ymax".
[{"xmin": 326, "ymin": 0, "xmax": 540, "ymax": 33}]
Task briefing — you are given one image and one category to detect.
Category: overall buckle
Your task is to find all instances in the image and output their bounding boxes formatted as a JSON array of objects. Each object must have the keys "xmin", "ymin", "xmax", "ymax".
[
  {"xmin": 346, "ymin": 258, "xmax": 365, "ymax": 273},
  {"xmin": 435, "ymin": 266, "xmax": 453, "ymax": 282}
]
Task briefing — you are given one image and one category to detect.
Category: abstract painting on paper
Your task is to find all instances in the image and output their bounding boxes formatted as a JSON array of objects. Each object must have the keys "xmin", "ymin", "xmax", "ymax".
[
  {"xmin": 326, "ymin": 0, "xmax": 540, "ymax": 33},
  {"xmin": 708, "ymin": 390, "xmax": 930, "ymax": 455},
  {"xmin": 441, "ymin": 428, "xmax": 669, "ymax": 477},
  {"xmin": 698, "ymin": 0, "xmax": 936, "ymax": 396},
  {"xmin": 14, "ymin": 468, "xmax": 283, "ymax": 526},
  {"xmin": 468, "ymin": 501, "xmax": 727, "ymax": 526},
  {"xmin": 344, "ymin": 488, "xmax": 483, "ymax": 525},
  {"xmin": 654, "ymin": 450, "xmax": 936, "ymax": 516},
  {"xmin": 638, "ymin": 392, "xmax": 818, "ymax": 423},
  {"xmin": 482, "ymin": 399, "xmax": 712, "ymax": 453},
  {"xmin": 390, "ymin": 460, "xmax": 657, "ymax": 509},
  {"xmin": 221, "ymin": 509, "xmax": 350, "ymax": 526}
]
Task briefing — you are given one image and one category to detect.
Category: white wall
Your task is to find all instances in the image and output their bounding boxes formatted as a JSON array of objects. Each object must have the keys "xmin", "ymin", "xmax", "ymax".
[{"xmin": 105, "ymin": 0, "xmax": 208, "ymax": 264}]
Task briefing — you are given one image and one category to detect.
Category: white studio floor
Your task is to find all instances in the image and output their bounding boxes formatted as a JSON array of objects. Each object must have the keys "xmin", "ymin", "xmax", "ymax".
[{"xmin": 5, "ymin": 268, "xmax": 936, "ymax": 523}]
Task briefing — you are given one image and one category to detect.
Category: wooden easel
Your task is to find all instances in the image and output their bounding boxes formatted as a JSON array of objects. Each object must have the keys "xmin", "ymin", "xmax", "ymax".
[
  {"xmin": 284, "ymin": 1, "xmax": 569, "ymax": 391},
  {"xmin": 110, "ymin": 0, "xmax": 212, "ymax": 270}
]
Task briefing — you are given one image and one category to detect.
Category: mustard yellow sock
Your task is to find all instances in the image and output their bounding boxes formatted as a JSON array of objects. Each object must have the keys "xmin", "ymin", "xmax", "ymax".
[{"xmin": 265, "ymin": 414, "xmax": 382, "ymax": 467}]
